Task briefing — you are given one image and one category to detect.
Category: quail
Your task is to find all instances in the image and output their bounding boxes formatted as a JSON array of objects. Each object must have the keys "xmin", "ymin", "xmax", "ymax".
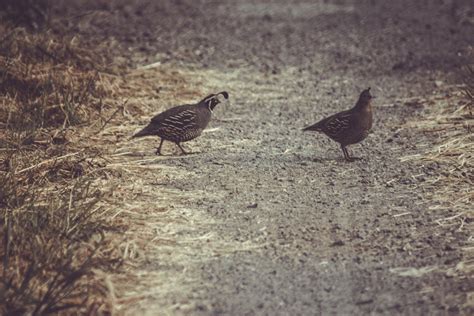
[
  {"xmin": 132, "ymin": 91, "xmax": 229, "ymax": 155},
  {"xmin": 303, "ymin": 88, "xmax": 374, "ymax": 161}
]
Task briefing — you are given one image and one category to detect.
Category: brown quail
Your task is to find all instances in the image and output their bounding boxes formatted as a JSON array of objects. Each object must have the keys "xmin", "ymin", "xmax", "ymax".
[
  {"xmin": 303, "ymin": 88, "xmax": 374, "ymax": 161},
  {"xmin": 132, "ymin": 91, "xmax": 229, "ymax": 155}
]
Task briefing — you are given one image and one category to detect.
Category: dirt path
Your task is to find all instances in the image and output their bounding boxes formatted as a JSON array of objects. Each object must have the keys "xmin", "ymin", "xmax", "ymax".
[{"xmin": 84, "ymin": 0, "xmax": 474, "ymax": 314}]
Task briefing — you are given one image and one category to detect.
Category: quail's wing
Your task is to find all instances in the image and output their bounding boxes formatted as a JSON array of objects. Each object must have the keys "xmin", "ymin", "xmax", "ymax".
[
  {"xmin": 150, "ymin": 104, "xmax": 190, "ymax": 123},
  {"xmin": 322, "ymin": 111, "xmax": 352, "ymax": 137},
  {"xmin": 151, "ymin": 105, "xmax": 198, "ymax": 130}
]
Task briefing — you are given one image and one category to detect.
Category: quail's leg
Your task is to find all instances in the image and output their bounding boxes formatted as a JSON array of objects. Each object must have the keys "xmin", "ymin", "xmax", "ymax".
[
  {"xmin": 342, "ymin": 146, "xmax": 362, "ymax": 162},
  {"xmin": 176, "ymin": 142, "xmax": 189, "ymax": 155},
  {"xmin": 155, "ymin": 139, "xmax": 164, "ymax": 155},
  {"xmin": 341, "ymin": 145, "xmax": 353, "ymax": 162}
]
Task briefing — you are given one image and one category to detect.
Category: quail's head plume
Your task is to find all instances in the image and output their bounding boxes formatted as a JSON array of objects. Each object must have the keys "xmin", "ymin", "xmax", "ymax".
[
  {"xmin": 132, "ymin": 91, "xmax": 229, "ymax": 155},
  {"xmin": 303, "ymin": 87, "xmax": 374, "ymax": 162},
  {"xmin": 358, "ymin": 88, "xmax": 373, "ymax": 105}
]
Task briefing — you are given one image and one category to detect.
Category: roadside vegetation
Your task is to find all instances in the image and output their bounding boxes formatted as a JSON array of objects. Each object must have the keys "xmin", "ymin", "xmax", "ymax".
[
  {"xmin": 401, "ymin": 57, "xmax": 473, "ymax": 292},
  {"xmin": 402, "ymin": 64, "xmax": 472, "ymax": 225},
  {"xmin": 0, "ymin": 1, "xmax": 124, "ymax": 313}
]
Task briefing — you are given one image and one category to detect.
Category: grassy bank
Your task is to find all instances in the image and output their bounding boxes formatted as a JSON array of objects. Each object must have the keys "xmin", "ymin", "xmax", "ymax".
[
  {"xmin": 0, "ymin": 2, "xmax": 124, "ymax": 314},
  {"xmin": 400, "ymin": 61, "xmax": 473, "ymax": 297}
]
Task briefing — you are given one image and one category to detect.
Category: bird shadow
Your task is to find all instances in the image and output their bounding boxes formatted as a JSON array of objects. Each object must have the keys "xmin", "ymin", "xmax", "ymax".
[{"xmin": 295, "ymin": 154, "xmax": 363, "ymax": 164}]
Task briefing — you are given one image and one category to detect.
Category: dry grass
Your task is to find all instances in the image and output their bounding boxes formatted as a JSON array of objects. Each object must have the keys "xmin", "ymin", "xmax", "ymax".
[
  {"xmin": 0, "ymin": 4, "xmax": 126, "ymax": 314},
  {"xmin": 400, "ymin": 62, "xmax": 473, "ymax": 283},
  {"xmin": 400, "ymin": 87, "xmax": 472, "ymax": 220}
]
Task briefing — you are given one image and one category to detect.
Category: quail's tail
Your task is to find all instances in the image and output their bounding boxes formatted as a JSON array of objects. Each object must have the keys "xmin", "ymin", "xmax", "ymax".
[
  {"xmin": 131, "ymin": 130, "xmax": 147, "ymax": 139},
  {"xmin": 302, "ymin": 122, "xmax": 323, "ymax": 132},
  {"xmin": 131, "ymin": 125, "xmax": 153, "ymax": 139}
]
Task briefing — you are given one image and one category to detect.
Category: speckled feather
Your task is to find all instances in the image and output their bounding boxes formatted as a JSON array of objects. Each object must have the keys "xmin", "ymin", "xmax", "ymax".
[
  {"xmin": 134, "ymin": 104, "xmax": 210, "ymax": 142},
  {"xmin": 132, "ymin": 91, "xmax": 229, "ymax": 154},
  {"xmin": 303, "ymin": 88, "xmax": 373, "ymax": 160}
]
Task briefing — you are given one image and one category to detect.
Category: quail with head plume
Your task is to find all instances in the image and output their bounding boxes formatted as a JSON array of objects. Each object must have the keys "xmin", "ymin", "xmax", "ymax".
[
  {"xmin": 303, "ymin": 88, "xmax": 374, "ymax": 161},
  {"xmin": 132, "ymin": 91, "xmax": 229, "ymax": 155}
]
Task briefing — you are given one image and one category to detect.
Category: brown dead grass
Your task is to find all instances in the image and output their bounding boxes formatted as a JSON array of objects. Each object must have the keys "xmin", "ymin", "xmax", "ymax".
[
  {"xmin": 401, "ymin": 89, "xmax": 472, "ymax": 217},
  {"xmin": 400, "ymin": 63, "xmax": 473, "ymax": 286},
  {"xmin": 0, "ymin": 5, "xmax": 127, "ymax": 314}
]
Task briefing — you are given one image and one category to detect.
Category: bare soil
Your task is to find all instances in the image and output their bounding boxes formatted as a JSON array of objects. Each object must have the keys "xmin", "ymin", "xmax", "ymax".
[{"xmin": 69, "ymin": 0, "xmax": 474, "ymax": 314}]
